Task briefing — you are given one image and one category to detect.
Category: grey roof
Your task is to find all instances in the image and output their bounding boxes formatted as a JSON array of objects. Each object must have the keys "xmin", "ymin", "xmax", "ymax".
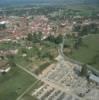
[{"xmin": 89, "ymin": 74, "xmax": 99, "ymax": 83}]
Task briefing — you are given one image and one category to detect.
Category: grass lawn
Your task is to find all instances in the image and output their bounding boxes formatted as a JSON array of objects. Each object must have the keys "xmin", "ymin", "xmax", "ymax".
[
  {"xmin": 22, "ymin": 81, "xmax": 43, "ymax": 100},
  {"xmin": 13, "ymin": 41, "xmax": 57, "ymax": 70},
  {"xmin": 0, "ymin": 41, "xmax": 20, "ymax": 50},
  {"xmin": 0, "ymin": 66, "xmax": 36, "ymax": 100},
  {"xmin": 69, "ymin": 34, "xmax": 99, "ymax": 69}
]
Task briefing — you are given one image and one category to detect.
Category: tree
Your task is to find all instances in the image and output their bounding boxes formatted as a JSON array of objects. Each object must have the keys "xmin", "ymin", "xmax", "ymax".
[
  {"xmin": 0, "ymin": 24, "xmax": 6, "ymax": 30},
  {"xmin": 45, "ymin": 35, "xmax": 62, "ymax": 44},
  {"xmin": 73, "ymin": 24, "xmax": 81, "ymax": 32},
  {"xmin": 7, "ymin": 55, "xmax": 16, "ymax": 67},
  {"xmin": 74, "ymin": 37, "xmax": 82, "ymax": 49},
  {"xmin": 80, "ymin": 64, "xmax": 87, "ymax": 76},
  {"xmin": 27, "ymin": 33, "xmax": 33, "ymax": 41},
  {"xmin": 32, "ymin": 32, "xmax": 42, "ymax": 43},
  {"xmin": 9, "ymin": 60, "xmax": 16, "ymax": 67}
]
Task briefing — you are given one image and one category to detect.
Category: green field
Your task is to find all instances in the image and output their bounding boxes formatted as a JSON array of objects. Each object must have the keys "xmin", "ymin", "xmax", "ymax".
[
  {"xmin": 69, "ymin": 34, "xmax": 99, "ymax": 69},
  {"xmin": 0, "ymin": 41, "xmax": 20, "ymax": 50},
  {"xmin": 12, "ymin": 41, "xmax": 57, "ymax": 72},
  {"xmin": 0, "ymin": 66, "xmax": 36, "ymax": 100},
  {"xmin": 22, "ymin": 81, "xmax": 43, "ymax": 100}
]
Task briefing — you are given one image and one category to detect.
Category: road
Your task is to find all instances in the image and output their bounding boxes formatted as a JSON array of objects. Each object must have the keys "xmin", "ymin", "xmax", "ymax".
[
  {"xmin": 16, "ymin": 31, "xmax": 84, "ymax": 100},
  {"xmin": 16, "ymin": 63, "xmax": 82, "ymax": 100},
  {"xmin": 16, "ymin": 63, "xmax": 70, "ymax": 93},
  {"xmin": 60, "ymin": 33, "xmax": 99, "ymax": 76}
]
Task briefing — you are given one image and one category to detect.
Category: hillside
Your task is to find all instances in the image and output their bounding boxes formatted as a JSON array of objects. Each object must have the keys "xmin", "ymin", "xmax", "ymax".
[{"xmin": 0, "ymin": 0, "xmax": 99, "ymax": 7}]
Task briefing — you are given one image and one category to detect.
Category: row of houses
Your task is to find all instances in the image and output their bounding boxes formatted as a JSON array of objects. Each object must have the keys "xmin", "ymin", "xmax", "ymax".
[
  {"xmin": 0, "ymin": 49, "xmax": 18, "ymax": 57},
  {"xmin": 0, "ymin": 49, "xmax": 19, "ymax": 73}
]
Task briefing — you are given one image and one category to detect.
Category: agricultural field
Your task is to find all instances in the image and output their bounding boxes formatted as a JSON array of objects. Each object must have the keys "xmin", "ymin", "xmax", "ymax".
[{"xmin": 0, "ymin": 66, "xmax": 36, "ymax": 100}]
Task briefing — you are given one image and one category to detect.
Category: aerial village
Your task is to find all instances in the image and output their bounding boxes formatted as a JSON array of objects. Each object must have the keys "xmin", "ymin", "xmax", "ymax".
[{"xmin": 0, "ymin": 6, "xmax": 99, "ymax": 100}]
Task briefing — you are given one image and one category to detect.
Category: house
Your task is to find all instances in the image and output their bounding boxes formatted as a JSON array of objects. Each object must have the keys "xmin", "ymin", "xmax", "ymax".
[
  {"xmin": 0, "ymin": 21, "xmax": 9, "ymax": 25},
  {"xmin": 0, "ymin": 49, "xmax": 18, "ymax": 57},
  {"xmin": 0, "ymin": 60, "xmax": 11, "ymax": 73}
]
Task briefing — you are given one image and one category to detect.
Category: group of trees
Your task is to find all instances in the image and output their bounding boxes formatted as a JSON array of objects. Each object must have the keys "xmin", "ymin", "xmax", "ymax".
[
  {"xmin": 45, "ymin": 34, "xmax": 63, "ymax": 44},
  {"xmin": 27, "ymin": 31, "xmax": 63, "ymax": 45},
  {"xmin": 3, "ymin": 6, "xmax": 61, "ymax": 16},
  {"xmin": 7, "ymin": 54, "xmax": 16, "ymax": 67},
  {"xmin": 35, "ymin": 62, "xmax": 51, "ymax": 75},
  {"xmin": 80, "ymin": 64, "xmax": 88, "ymax": 76},
  {"xmin": 73, "ymin": 37, "xmax": 83, "ymax": 49},
  {"xmin": 73, "ymin": 23, "xmax": 98, "ymax": 36},
  {"xmin": 27, "ymin": 32, "xmax": 42, "ymax": 43},
  {"xmin": 0, "ymin": 24, "xmax": 6, "ymax": 30}
]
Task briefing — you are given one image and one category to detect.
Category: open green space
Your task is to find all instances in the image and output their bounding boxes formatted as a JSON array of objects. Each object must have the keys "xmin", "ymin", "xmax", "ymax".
[
  {"xmin": 66, "ymin": 5, "xmax": 99, "ymax": 17},
  {"xmin": 0, "ymin": 66, "xmax": 36, "ymax": 100},
  {"xmin": 0, "ymin": 41, "xmax": 20, "ymax": 50},
  {"xmin": 69, "ymin": 34, "xmax": 99, "ymax": 69},
  {"xmin": 12, "ymin": 40, "xmax": 58, "ymax": 72},
  {"xmin": 22, "ymin": 81, "xmax": 43, "ymax": 100}
]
